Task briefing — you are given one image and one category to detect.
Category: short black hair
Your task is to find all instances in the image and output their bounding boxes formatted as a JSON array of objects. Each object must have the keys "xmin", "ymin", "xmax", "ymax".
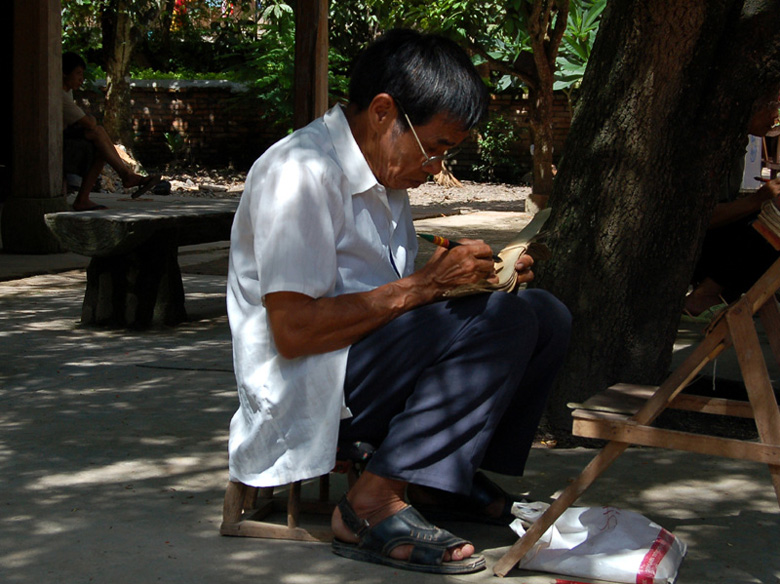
[
  {"xmin": 62, "ymin": 51, "xmax": 87, "ymax": 75},
  {"xmin": 349, "ymin": 29, "xmax": 489, "ymax": 132}
]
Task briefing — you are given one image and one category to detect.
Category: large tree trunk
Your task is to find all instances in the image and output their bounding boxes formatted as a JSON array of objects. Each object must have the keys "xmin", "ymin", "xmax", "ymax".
[
  {"xmin": 102, "ymin": 0, "xmax": 138, "ymax": 148},
  {"xmin": 536, "ymin": 0, "xmax": 780, "ymax": 437}
]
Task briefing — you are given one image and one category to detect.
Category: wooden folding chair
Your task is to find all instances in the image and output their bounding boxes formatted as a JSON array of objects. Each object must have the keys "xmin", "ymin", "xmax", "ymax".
[{"xmin": 494, "ymin": 256, "xmax": 780, "ymax": 577}]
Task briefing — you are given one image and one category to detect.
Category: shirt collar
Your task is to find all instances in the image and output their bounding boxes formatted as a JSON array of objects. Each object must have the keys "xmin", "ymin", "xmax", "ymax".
[{"xmin": 324, "ymin": 104, "xmax": 383, "ymax": 197}]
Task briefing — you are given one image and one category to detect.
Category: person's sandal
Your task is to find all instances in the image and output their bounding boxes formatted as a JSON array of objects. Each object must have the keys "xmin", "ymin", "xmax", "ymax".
[
  {"xmin": 331, "ymin": 496, "xmax": 486, "ymax": 574},
  {"xmin": 130, "ymin": 174, "xmax": 163, "ymax": 199}
]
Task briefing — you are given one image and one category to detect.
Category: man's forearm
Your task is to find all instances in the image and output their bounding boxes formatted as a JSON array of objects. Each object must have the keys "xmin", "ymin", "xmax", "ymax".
[
  {"xmin": 264, "ymin": 274, "xmax": 438, "ymax": 359},
  {"xmin": 266, "ymin": 244, "xmax": 496, "ymax": 358}
]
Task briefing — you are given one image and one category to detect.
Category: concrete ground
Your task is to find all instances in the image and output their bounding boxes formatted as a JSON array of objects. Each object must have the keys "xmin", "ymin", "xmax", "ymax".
[{"xmin": 1, "ymin": 195, "xmax": 779, "ymax": 583}]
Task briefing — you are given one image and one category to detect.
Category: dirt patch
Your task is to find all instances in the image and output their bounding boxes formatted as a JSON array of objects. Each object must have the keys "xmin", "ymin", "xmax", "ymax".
[
  {"xmin": 408, "ymin": 180, "xmax": 531, "ymax": 215},
  {"xmin": 156, "ymin": 169, "xmax": 532, "ymax": 215}
]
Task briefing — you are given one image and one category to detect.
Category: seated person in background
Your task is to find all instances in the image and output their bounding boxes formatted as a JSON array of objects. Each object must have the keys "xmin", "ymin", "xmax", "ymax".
[
  {"xmin": 226, "ymin": 29, "xmax": 571, "ymax": 575},
  {"xmin": 62, "ymin": 51, "xmax": 161, "ymax": 211},
  {"xmin": 685, "ymin": 91, "xmax": 780, "ymax": 317}
]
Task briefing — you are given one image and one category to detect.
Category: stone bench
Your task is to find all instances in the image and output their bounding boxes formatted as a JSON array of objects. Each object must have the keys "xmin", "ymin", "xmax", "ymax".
[{"xmin": 45, "ymin": 197, "xmax": 238, "ymax": 328}]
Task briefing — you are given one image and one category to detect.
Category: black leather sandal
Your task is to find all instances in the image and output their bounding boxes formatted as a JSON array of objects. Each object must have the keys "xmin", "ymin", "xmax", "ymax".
[{"xmin": 331, "ymin": 496, "xmax": 486, "ymax": 574}]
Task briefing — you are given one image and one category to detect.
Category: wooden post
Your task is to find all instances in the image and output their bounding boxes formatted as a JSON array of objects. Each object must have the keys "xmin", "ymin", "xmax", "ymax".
[
  {"xmin": 2, "ymin": 0, "xmax": 69, "ymax": 252},
  {"xmin": 293, "ymin": 0, "xmax": 329, "ymax": 130}
]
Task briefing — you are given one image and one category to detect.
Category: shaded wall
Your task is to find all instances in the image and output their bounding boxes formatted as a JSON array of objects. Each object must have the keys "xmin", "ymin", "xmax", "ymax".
[
  {"xmin": 75, "ymin": 80, "xmax": 281, "ymax": 171},
  {"xmin": 1, "ymin": 1, "xmax": 13, "ymax": 203}
]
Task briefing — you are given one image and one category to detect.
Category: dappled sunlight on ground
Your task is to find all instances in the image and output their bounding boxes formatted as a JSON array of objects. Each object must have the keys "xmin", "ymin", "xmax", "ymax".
[{"xmin": 2, "ymin": 266, "xmax": 779, "ymax": 583}]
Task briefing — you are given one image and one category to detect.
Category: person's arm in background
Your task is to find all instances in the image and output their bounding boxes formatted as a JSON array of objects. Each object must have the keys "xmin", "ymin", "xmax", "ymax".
[{"xmin": 709, "ymin": 178, "xmax": 780, "ymax": 228}]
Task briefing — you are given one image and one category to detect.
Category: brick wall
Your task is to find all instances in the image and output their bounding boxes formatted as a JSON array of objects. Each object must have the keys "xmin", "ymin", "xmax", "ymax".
[
  {"xmin": 76, "ymin": 80, "xmax": 573, "ymax": 177},
  {"xmin": 76, "ymin": 80, "xmax": 282, "ymax": 170}
]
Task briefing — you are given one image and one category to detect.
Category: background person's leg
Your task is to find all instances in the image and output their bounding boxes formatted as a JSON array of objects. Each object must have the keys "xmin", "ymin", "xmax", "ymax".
[{"xmin": 72, "ymin": 152, "xmax": 107, "ymax": 210}]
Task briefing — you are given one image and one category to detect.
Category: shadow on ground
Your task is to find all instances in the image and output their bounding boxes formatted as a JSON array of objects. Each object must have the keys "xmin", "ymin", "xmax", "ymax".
[{"xmin": 1, "ymin": 240, "xmax": 779, "ymax": 583}]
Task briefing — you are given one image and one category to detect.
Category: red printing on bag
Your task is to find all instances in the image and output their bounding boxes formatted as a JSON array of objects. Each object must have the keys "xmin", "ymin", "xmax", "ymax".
[{"xmin": 636, "ymin": 528, "xmax": 675, "ymax": 584}]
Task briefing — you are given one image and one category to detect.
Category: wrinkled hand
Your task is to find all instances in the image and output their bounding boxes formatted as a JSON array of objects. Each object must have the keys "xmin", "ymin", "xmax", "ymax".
[
  {"xmin": 419, "ymin": 239, "xmax": 496, "ymax": 293},
  {"xmin": 514, "ymin": 253, "xmax": 535, "ymax": 285}
]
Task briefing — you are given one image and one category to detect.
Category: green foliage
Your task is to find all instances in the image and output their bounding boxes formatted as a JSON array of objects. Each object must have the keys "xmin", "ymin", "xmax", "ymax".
[
  {"xmin": 328, "ymin": 1, "xmax": 384, "ymax": 83},
  {"xmin": 395, "ymin": 0, "xmax": 603, "ymax": 97},
  {"xmin": 164, "ymin": 130, "xmax": 187, "ymax": 161},
  {"xmin": 62, "ymin": 0, "xmax": 106, "ymax": 62},
  {"xmin": 60, "ymin": 0, "xmax": 601, "ymax": 169},
  {"xmin": 129, "ymin": 67, "xmax": 230, "ymax": 80},
  {"xmin": 234, "ymin": 33, "xmax": 296, "ymax": 130},
  {"xmin": 474, "ymin": 114, "xmax": 525, "ymax": 183},
  {"xmin": 137, "ymin": 1, "xmax": 256, "ymax": 74},
  {"xmin": 554, "ymin": 0, "xmax": 607, "ymax": 92}
]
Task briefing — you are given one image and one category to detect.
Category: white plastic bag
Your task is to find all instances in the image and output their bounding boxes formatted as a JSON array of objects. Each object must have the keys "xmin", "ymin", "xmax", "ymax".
[{"xmin": 510, "ymin": 503, "xmax": 687, "ymax": 584}]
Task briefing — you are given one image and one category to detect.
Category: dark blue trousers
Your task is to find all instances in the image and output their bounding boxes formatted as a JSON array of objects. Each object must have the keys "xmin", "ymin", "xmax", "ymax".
[{"xmin": 340, "ymin": 288, "xmax": 571, "ymax": 495}]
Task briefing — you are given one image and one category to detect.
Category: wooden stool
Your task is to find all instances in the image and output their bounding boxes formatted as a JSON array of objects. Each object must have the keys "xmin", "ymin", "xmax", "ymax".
[
  {"xmin": 494, "ymin": 257, "xmax": 780, "ymax": 577},
  {"xmin": 220, "ymin": 441, "xmax": 373, "ymax": 542}
]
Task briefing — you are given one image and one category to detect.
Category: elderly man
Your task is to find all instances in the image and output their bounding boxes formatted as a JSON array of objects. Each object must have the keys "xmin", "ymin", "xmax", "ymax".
[{"xmin": 226, "ymin": 29, "xmax": 571, "ymax": 574}]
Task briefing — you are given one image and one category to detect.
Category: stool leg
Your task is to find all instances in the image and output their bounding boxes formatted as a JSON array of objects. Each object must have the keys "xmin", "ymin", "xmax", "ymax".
[
  {"xmin": 319, "ymin": 475, "xmax": 330, "ymax": 502},
  {"xmin": 242, "ymin": 485, "xmax": 259, "ymax": 511},
  {"xmin": 223, "ymin": 481, "xmax": 248, "ymax": 524},
  {"xmin": 287, "ymin": 481, "xmax": 301, "ymax": 528}
]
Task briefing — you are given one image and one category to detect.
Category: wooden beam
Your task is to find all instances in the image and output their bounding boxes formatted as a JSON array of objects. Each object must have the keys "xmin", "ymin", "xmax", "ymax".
[
  {"xmin": 572, "ymin": 417, "xmax": 780, "ymax": 465},
  {"xmin": 2, "ymin": 0, "xmax": 69, "ymax": 252},
  {"xmin": 293, "ymin": 0, "xmax": 329, "ymax": 130},
  {"xmin": 11, "ymin": 0, "xmax": 62, "ymax": 199}
]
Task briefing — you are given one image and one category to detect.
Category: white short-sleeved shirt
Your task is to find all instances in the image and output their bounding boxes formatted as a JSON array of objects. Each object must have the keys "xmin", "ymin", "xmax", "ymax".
[
  {"xmin": 226, "ymin": 105, "xmax": 418, "ymax": 487},
  {"xmin": 63, "ymin": 89, "xmax": 87, "ymax": 128}
]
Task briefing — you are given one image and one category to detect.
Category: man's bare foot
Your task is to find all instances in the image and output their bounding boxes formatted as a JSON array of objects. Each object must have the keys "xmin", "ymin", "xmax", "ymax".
[
  {"xmin": 331, "ymin": 471, "xmax": 475, "ymax": 563},
  {"xmin": 122, "ymin": 173, "xmax": 147, "ymax": 189}
]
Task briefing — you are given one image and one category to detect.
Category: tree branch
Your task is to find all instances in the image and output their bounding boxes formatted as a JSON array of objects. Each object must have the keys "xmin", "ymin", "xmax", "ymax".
[
  {"xmin": 465, "ymin": 37, "xmax": 539, "ymax": 90},
  {"xmin": 547, "ymin": 0, "xmax": 569, "ymax": 64}
]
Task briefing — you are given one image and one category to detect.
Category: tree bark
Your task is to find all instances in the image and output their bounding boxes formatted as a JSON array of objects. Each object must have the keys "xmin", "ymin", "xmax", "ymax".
[
  {"xmin": 528, "ymin": 85, "xmax": 556, "ymax": 212},
  {"xmin": 102, "ymin": 0, "xmax": 137, "ymax": 148},
  {"xmin": 535, "ymin": 0, "xmax": 780, "ymax": 437}
]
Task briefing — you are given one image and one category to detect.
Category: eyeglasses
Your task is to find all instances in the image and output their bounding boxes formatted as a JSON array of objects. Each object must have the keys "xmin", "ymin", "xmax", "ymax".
[{"xmin": 395, "ymin": 100, "xmax": 460, "ymax": 169}]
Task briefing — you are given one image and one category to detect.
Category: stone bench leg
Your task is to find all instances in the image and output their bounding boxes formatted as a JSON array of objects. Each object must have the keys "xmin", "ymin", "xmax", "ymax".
[{"xmin": 81, "ymin": 230, "xmax": 187, "ymax": 328}]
